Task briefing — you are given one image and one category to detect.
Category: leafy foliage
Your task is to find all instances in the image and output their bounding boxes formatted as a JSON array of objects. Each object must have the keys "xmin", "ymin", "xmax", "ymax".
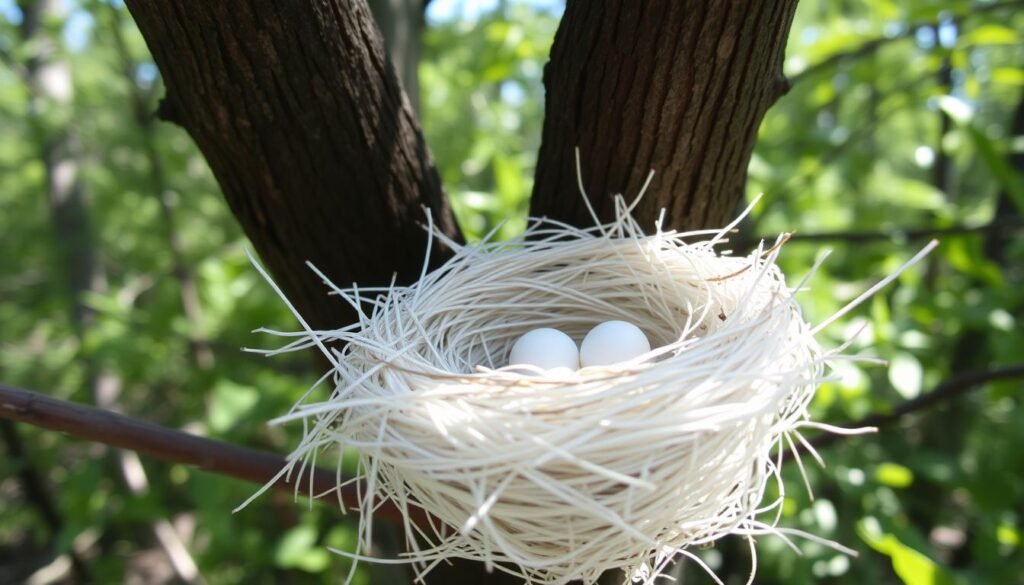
[{"xmin": 1, "ymin": 0, "xmax": 1021, "ymax": 583}]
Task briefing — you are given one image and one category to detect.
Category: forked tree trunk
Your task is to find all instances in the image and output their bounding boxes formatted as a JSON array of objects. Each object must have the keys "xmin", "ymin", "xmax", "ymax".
[
  {"xmin": 532, "ymin": 0, "xmax": 798, "ymax": 232},
  {"xmin": 124, "ymin": 0, "xmax": 461, "ymax": 331},
  {"xmin": 124, "ymin": 1, "xmax": 800, "ymax": 583}
]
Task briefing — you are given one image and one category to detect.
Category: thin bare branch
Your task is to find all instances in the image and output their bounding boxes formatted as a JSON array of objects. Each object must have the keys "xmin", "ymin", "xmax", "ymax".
[
  {"xmin": 811, "ymin": 364, "xmax": 1024, "ymax": 449},
  {"xmin": 0, "ymin": 382, "xmax": 412, "ymax": 525},
  {"xmin": 789, "ymin": 0, "xmax": 1024, "ymax": 85},
  {"xmin": 745, "ymin": 216, "xmax": 1024, "ymax": 246},
  {"xmin": 1, "ymin": 420, "xmax": 93, "ymax": 581},
  {"xmin": 6, "ymin": 364, "xmax": 1021, "ymax": 537}
]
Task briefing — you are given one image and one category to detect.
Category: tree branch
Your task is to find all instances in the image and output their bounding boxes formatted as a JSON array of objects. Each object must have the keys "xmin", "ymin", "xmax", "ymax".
[
  {"xmin": 743, "ymin": 216, "xmax": 1024, "ymax": 247},
  {"xmin": 789, "ymin": 0, "xmax": 1024, "ymax": 85},
  {"xmin": 9, "ymin": 363, "xmax": 1018, "ymax": 559},
  {"xmin": 1, "ymin": 420, "xmax": 93, "ymax": 582},
  {"xmin": 810, "ymin": 364, "xmax": 1024, "ymax": 449},
  {"xmin": 756, "ymin": 71, "xmax": 934, "ymax": 215},
  {"xmin": 0, "ymin": 382, "xmax": 413, "ymax": 526}
]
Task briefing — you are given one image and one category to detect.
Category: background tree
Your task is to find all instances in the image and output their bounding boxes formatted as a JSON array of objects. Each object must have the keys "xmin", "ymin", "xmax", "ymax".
[{"xmin": 1, "ymin": 1, "xmax": 1022, "ymax": 584}]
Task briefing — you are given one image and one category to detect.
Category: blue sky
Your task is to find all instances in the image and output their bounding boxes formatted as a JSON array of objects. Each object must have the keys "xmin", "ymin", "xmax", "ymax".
[
  {"xmin": 0, "ymin": 0, "xmax": 563, "ymax": 51},
  {"xmin": 0, "ymin": 0, "xmax": 93, "ymax": 50},
  {"xmin": 427, "ymin": 0, "xmax": 563, "ymax": 24}
]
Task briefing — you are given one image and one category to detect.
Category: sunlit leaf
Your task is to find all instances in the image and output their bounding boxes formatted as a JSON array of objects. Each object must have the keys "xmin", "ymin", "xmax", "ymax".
[
  {"xmin": 208, "ymin": 380, "xmax": 260, "ymax": 433},
  {"xmin": 992, "ymin": 67, "xmax": 1024, "ymax": 86},
  {"xmin": 875, "ymin": 462, "xmax": 915, "ymax": 488},
  {"xmin": 937, "ymin": 97, "xmax": 1024, "ymax": 213},
  {"xmin": 274, "ymin": 524, "xmax": 330, "ymax": 572},
  {"xmin": 996, "ymin": 524, "xmax": 1019, "ymax": 548},
  {"xmin": 888, "ymin": 353, "xmax": 923, "ymax": 400},
  {"xmin": 858, "ymin": 519, "xmax": 959, "ymax": 585},
  {"xmin": 961, "ymin": 24, "xmax": 1019, "ymax": 46}
]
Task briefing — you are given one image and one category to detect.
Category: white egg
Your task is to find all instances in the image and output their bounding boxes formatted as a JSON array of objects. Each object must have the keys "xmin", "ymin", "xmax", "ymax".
[
  {"xmin": 546, "ymin": 367, "xmax": 578, "ymax": 378},
  {"xmin": 508, "ymin": 328, "xmax": 579, "ymax": 371},
  {"xmin": 580, "ymin": 320, "xmax": 651, "ymax": 368}
]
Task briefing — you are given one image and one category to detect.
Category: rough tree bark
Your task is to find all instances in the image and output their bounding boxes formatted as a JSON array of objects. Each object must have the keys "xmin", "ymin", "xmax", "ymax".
[
  {"xmin": 124, "ymin": 0, "xmax": 461, "ymax": 331},
  {"xmin": 531, "ymin": 0, "xmax": 798, "ymax": 232}
]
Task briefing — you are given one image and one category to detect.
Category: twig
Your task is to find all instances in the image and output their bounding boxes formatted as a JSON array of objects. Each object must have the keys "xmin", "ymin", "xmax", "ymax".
[
  {"xmin": 7, "ymin": 360, "xmax": 1021, "ymax": 527},
  {"xmin": 1, "ymin": 420, "xmax": 93, "ymax": 582},
  {"xmin": 811, "ymin": 364, "xmax": 1024, "ymax": 449},
  {"xmin": 758, "ymin": 71, "xmax": 933, "ymax": 213},
  {"xmin": 745, "ymin": 216, "xmax": 1024, "ymax": 246},
  {"xmin": 0, "ymin": 382, "xmax": 413, "ymax": 525},
  {"xmin": 789, "ymin": 0, "xmax": 1024, "ymax": 85},
  {"xmin": 104, "ymin": 3, "xmax": 215, "ymax": 370}
]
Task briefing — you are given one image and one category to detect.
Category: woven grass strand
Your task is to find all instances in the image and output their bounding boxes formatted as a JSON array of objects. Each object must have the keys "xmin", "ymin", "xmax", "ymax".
[{"xmin": 243, "ymin": 193, "xmax": 935, "ymax": 585}]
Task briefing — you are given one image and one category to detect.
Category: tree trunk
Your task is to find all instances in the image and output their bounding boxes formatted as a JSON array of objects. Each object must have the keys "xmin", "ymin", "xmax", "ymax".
[
  {"xmin": 983, "ymin": 90, "xmax": 1024, "ymax": 264},
  {"xmin": 18, "ymin": 5, "xmax": 102, "ymax": 582},
  {"xmin": 21, "ymin": 1, "xmax": 202, "ymax": 581},
  {"xmin": 124, "ymin": 0, "xmax": 461, "ymax": 331},
  {"xmin": 105, "ymin": 4, "xmax": 215, "ymax": 371},
  {"xmin": 19, "ymin": 0, "xmax": 98, "ymax": 335},
  {"xmin": 531, "ymin": 0, "xmax": 798, "ymax": 232},
  {"xmin": 934, "ymin": 55, "xmax": 954, "ymax": 197}
]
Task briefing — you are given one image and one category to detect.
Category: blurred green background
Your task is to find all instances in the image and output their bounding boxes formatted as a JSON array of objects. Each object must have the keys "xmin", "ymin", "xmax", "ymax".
[{"xmin": 1, "ymin": 0, "xmax": 1022, "ymax": 583}]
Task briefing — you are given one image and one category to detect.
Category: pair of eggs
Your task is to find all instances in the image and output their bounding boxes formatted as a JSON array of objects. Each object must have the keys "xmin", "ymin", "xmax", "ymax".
[{"xmin": 508, "ymin": 321, "xmax": 651, "ymax": 372}]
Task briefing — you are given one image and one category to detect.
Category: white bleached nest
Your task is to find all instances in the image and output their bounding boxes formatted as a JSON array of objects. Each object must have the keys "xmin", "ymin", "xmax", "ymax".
[{"xmin": 242, "ymin": 177, "xmax": 933, "ymax": 585}]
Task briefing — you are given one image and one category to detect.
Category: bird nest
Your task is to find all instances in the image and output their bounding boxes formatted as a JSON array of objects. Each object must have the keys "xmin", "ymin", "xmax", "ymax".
[{"xmin": 243, "ymin": 188, "xmax": 931, "ymax": 584}]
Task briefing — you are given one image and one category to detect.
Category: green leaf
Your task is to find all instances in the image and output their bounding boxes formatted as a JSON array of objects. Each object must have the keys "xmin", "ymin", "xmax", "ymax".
[
  {"xmin": 992, "ymin": 67, "xmax": 1024, "ymax": 86},
  {"xmin": 937, "ymin": 96, "xmax": 1024, "ymax": 213},
  {"xmin": 996, "ymin": 523, "xmax": 1020, "ymax": 548},
  {"xmin": 965, "ymin": 125, "xmax": 1024, "ymax": 213},
  {"xmin": 961, "ymin": 24, "xmax": 1019, "ymax": 46},
  {"xmin": 326, "ymin": 523, "xmax": 359, "ymax": 551},
  {"xmin": 944, "ymin": 237, "xmax": 1004, "ymax": 287},
  {"xmin": 875, "ymin": 462, "xmax": 914, "ymax": 488},
  {"xmin": 274, "ymin": 525, "xmax": 330, "ymax": 572},
  {"xmin": 207, "ymin": 380, "xmax": 260, "ymax": 433},
  {"xmin": 493, "ymin": 153, "xmax": 526, "ymax": 208},
  {"xmin": 858, "ymin": 519, "xmax": 959, "ymax": 585}
]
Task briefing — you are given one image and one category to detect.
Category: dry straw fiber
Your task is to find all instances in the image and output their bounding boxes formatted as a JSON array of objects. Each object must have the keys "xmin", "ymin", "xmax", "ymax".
[{"xmin": 242, "ymin": 171, "xmax": 934, "ymax": 585}]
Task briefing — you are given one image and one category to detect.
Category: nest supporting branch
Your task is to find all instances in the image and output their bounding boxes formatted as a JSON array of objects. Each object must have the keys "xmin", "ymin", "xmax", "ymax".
[{"xmin": 0, "ymin": 382, "xmax": 417, "ymax": 523}]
